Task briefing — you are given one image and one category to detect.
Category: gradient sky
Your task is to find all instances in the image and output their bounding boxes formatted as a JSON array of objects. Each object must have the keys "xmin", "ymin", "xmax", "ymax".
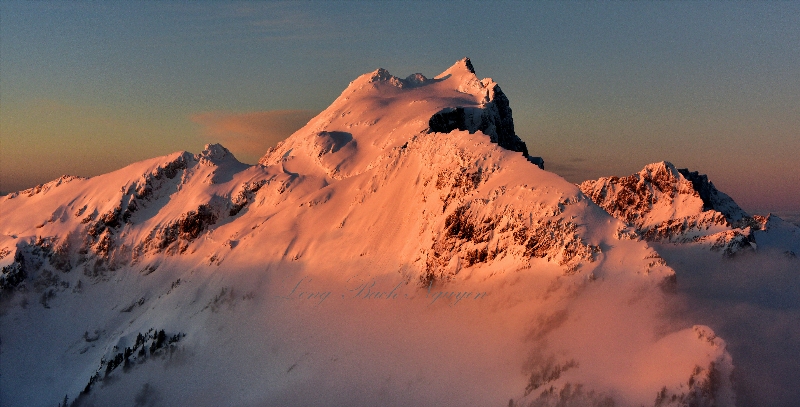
[{"xmin": 2, "ymin": 2, "xmax": 799, "ymax": 212}]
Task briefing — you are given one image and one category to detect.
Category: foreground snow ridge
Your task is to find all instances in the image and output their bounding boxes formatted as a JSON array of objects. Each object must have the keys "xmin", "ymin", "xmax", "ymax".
[{"xmin": 1, "ymin": 59, "xmax": 738, "ymax": 407}]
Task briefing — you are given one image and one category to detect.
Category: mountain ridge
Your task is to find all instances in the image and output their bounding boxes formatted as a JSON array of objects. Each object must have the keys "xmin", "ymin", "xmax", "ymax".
[
  {"xmin": 579, "ymin": 160, "xmax": 800, "ymax": 257},
  {"xmin": 0, "ymin": 60, "xmax": 755, "ymax": 407}
]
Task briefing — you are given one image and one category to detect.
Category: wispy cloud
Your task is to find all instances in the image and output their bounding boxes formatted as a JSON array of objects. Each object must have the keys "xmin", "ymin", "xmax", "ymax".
[
  {"xmin": 544, "ymin": 157, "xmax": 594, "ymax": 183},
  {"xmin": 191, "ymin": 110, "xmax": 317, "ymax": 163}
]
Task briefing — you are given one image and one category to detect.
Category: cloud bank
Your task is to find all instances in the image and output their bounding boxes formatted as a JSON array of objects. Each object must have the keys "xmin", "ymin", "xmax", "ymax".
[{"xmin": 657, "ymin": 245, "xmax": 800, "ymax": 407}]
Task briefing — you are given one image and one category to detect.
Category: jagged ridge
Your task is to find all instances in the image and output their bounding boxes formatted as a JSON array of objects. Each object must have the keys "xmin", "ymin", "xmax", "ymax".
[
  {"xmin": 579, "ymin": 161, "xmax": 766, "ymax": 255},
  {"xmin": 0, "ymin": 61, "xmax": 736, "ymax": 407}
]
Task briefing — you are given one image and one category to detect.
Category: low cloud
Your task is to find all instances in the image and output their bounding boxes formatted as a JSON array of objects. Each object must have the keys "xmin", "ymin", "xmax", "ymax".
[
  {"xmin": 661, "ymin": 247, "xmax": 800, "ymax": 406},
  {"xmin": 191, "ymin": 110, "xmax": 318, "ymax": 163}
]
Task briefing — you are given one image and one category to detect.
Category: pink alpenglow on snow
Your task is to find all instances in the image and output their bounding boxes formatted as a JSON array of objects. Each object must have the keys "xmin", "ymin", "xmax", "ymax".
[{"xmin": 5, "ymin": 59, "xmax": 800, "ymax": 407}]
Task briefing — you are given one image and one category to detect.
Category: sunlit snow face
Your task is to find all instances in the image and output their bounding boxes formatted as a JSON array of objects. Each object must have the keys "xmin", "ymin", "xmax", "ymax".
[{"xmin": 2, "ymin": 57, "xmax": 798, "ymax": 407}]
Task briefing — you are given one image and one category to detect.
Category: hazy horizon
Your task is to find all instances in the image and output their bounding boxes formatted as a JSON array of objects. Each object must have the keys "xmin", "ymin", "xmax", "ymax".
[
  {"xmin": 3, "ymin": 15, "xmax": 800, "ymax": 405},
  {"xmin": 2, "ymin": 2, "xmax": 799, "ymax": 212}
]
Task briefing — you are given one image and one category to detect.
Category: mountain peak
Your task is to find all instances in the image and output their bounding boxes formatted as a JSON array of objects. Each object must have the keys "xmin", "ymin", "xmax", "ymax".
[
  {"xmin": 346, "ymin": 67, "xmax": 432, "ymax": 91},
  {"xmin": 447, "ymin": 57, "xmax": 476, "ymax": 74},
  {"xmin": 260, "ymin": 59, "xmax": 534, "ymax": 171},
  {"xmin": 367, "ymin": 67, "xmax": 398, "ymax": 84},
  {"xmin": 580, "ymin": 161, "xmax": 749, "ymax": 225},
  {"xmin": 1, "ymin": 60, "xmax": 759, "ymax": 407},
  {"xmin": 580, "ymin": 162, "xmax": 755, "ymax": 253},
  {"xmin": 197, "ymin": 143, "xmax": 239, "ymax": 165},
  {"xmin": 435, "ymin": 57, "xmax": 479, "ymax": 83},
  {"xmin": 462, "ymin": 57, "xmax": 476, "ymax": 74},
  {"xmin": 641, "ymin": 161, "xmax": 678, "ymax": 174}
]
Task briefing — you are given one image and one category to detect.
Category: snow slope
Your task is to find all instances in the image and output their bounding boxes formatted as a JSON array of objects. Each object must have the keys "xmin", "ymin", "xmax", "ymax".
[{"xmin": 2, "ymin": 60, "xmax": 734, "ymax": 407}]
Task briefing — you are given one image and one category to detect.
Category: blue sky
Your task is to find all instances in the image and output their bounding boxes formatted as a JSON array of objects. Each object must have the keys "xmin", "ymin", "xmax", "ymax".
[{"xmin": 2, "ymin": 1, "xmax": 799, "ymax": 211}]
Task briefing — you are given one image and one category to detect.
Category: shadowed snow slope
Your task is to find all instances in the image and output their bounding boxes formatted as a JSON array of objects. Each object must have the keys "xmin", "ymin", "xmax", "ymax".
[{"xmin": 1, "ymin": 60, "xmax": 735, "ymax": 407}]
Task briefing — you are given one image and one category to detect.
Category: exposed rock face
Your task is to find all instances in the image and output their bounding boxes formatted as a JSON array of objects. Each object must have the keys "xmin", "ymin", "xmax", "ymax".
[
  {"xmin": 4, "ymin": 175, "xmax": 86, "ymax": 200},
  {"xmin": 0, "ymin": 61, "xmax": 739, "ymax": 407},
  {"xmin": 676, "ymin": 168, "xmax": 747, "ymax": 222},
  {"xmin": 425, "ymin": 58, "xmax": 529, "ymax": 156},
  {"xmin": 423, "ymin": 201, "xmax": 599, "ymax": 286},
  {"xmin": 427, "ymin": 93, "xmax": 529, "ymax": 156},
  {"xmin": 138, "ymin": 204, "xmax": 220, "ymax": 255},
  {"xmin": 579, "ymin": 162, "xmax": 761, "ymax": 255},
  {"xmin": 0, "ymin": 248, "xmax": 26, "ymax": 291}
]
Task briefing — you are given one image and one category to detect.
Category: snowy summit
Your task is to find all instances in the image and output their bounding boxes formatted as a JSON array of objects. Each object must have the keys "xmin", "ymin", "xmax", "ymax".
[{"xmin": 5, "ymin": 59, "xmax": 798, "ymax": 407}]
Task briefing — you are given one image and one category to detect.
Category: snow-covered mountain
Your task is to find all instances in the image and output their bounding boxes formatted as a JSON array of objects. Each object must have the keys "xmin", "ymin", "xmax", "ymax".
[
  {"xmin": 579, "ymin": 161, "xmax": 800, "ymax": 257},
  {"xmin": 579, "ymin": 161, "xmax": 800, "ymax": 407},
  {"xmin": 0, "ymin": 59, "xmax": 749, "ymax": 407}
]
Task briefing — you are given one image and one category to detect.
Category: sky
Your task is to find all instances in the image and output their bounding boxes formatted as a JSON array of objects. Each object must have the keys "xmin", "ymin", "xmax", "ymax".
[{"xmin": 1, "ymin": 2, "xmax": 799, "ymax": 212}]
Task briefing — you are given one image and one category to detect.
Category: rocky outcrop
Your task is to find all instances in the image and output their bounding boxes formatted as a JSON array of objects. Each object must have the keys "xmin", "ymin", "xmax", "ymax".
[
  {"xmin": 4, "ymin": 175, "xmax": 86, "ymax": 200},
  {"xmin": 0, "ymin": 247, "xmax": 26, "ymax": 291},
  {"xmin": 427, "ymin": 90, "xmax": 529, "ymax": 156},
  {"xmin": 423, "ymin": 201, "xmax": 599, "ymax": 286},
  {"xmin": 676, "ymin": 168, "xmax": 747, "ymax": 222},
  {"xmin": 421, "ymin": 58, "xmax": 533, "ymax": 159},
  {"xmin": 579, "ymin": 162, "xmax": 762, "ymax": 255},
  {"xmin": 137, "ymin": 204, "xmax": 220, "ymax": 256},
  {"xmin": 425, "ymin": 58, "xmax": 548, "ymax": 166}
]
